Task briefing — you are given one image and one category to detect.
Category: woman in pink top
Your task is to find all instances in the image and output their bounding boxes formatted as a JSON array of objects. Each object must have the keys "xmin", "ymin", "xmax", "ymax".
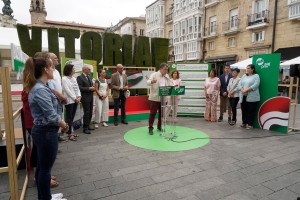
[
  {"xmin": 166, "ymin": 70, "xmax": 181, "ymax": 122},
  {"xmin": 204, "ymin": 68, "xmax": 221, "ymax": 122}
]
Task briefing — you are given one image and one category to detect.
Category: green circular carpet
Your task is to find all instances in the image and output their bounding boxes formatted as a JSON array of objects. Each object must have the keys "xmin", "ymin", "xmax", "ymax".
[{"xmin": 124, "ymin": 125, "xmax": 210, "ymax": 151}]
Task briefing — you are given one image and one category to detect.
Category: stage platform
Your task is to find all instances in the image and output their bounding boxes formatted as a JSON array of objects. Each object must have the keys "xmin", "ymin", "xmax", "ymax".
[{"xmin": 107, "ymin": 95, "xmax": 153, "ymax": 122}]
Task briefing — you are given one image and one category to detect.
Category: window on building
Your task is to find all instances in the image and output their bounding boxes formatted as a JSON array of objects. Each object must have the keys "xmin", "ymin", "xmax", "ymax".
[
  {"xmin": 252, "ymin": 31, "xmax": 265, "ymax": 42},
  {"xmin": 174, "ymin": 23, "xmax": 180, "ymax": 38},
  {"xmin": 188, "ymin": 18, "xmax": 193, "ymax": 34},
  {"xmin": 229, "ymin": 8, "xmax": 238, "ymax": 29},
  {"xmin": 187, "ymin": 42, "xmax": 197, "ymax": 52},
  {"xmin": 209, "ymin": 41, "xmax": 215, "ymax": 50},
  {"xmin": 209, "ymin": 16, "xmax": 217, "ymax": 35},
  {"xmin": 194, "ymin": 16, "xmax": 198, "ymax": 32},
  {"xmin": 228, "ymin": 37, "xmax": 236, "ymax": 47},
  {"xmin": 181, "ymin": 20, "xmax": 186, "ymax": 35},
  {"xmin": 140, "ymin": 29, "xmax": 144, "ymax": 36},
  {"xmin": 253, "ymin": 0, "xmax": 267, "ymax": 20}
]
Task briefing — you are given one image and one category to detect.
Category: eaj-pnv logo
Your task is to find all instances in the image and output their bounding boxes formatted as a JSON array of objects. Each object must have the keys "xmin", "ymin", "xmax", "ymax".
[{"xmin": 258, "ymin": 97, "xmax": 290, "ymax": 133}]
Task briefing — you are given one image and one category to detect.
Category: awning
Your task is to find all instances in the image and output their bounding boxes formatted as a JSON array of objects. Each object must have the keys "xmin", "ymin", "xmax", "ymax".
[
  {"xmin": 230, "ymin": 58, "xmax": 252, "ymax": 69},
  {"xmin": 280, "ymin": 56, "xmax": 300, "ymax": 66},
  {"xmin": 274, "ymin": 46, "xmax": 300, "ymax": 61},
  {"xmin": 205, "ymin": 54, "xmax": 237, "ymax": 63}
]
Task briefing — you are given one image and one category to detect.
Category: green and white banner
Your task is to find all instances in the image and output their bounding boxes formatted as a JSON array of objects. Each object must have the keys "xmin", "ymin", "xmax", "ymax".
[
  {"xmin": 11, "ymin": 43, "xmax": 29, "ymax": 80},
  {"xmin": 253, "ymin": 53, "xmax": 289, "ymax": 133}
]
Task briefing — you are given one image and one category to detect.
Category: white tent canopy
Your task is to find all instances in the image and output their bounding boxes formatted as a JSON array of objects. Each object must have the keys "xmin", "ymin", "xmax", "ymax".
[
  {"xmin": 230, "ymin": 58, "xmax": 252, "ymax": 69},
  {"xmin": 280, "ymin": 56, "xmax": 300, "ymax": 66}
]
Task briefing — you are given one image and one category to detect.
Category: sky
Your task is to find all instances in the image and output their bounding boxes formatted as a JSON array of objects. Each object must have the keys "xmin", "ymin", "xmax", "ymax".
[{"xmin": 6, "ymin": 0, "xmax": 155, "ymax": 27}]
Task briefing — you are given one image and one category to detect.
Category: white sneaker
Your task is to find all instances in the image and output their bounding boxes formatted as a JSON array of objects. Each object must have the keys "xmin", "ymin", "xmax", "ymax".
[
  {"xmin": 94, "ymin": 124, "xmax": 99, "ymax": 128},
  {"xmin": 51, "ymin": 193, "xmax": 63, "ymax": 200},
  {"xmin": 102, "ymin": 122, "xmax": 108, "ymax": 127}
]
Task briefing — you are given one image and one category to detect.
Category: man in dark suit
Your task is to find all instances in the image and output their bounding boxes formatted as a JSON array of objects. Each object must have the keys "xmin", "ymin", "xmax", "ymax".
[
  {"xmin": 77, "ymin": 65, "xmax": 95, "ymax": 134},
  {"xmin": 218, "ymin": 64, "xmax": 232, "ymax": 122},
  {"xmin": 111, "ymin": 64, "xmax": 129, "ymax": 126}
]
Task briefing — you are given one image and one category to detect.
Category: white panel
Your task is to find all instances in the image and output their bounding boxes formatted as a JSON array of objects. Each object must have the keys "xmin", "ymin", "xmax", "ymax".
[
  {"xmin": 180, "ymin": 71, "xmax": 208, "ymax": 80},
  {"xmin": 184, "ymin": 89, "xmax": 205, "ymax": 97},
  {"xmin": 180, "ymin": 98, "xmax": 206, "ymax": 106},
  {"xmin": 173, "ymin": 63, "xmax": 209, "ymax": 70},
  {"xmin": 178, "ymin": 106, "xmax": 205, "ymax": 113}
]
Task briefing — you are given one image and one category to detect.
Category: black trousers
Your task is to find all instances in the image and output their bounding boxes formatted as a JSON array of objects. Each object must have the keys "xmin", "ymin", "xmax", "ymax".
[
  {"xmin": 229, "ymin": 97, "xmax": 239, "ymax": 121},
  {"xmin": 241, "ymin": 96, "xmax": 259, "ymax": 126},
  {"xmin": 82, "ymin": 101, "xmax": 93, "ymax": 129},
  {"xmin": 114, "ymin": 91, "xmax": 126, "ymax": 122},
  {"xmin": 65, "ymin": 103, "xmax": 78, "ymax": 133}
]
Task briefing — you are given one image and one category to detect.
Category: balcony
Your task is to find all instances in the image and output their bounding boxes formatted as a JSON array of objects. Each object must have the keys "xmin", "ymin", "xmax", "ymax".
[
  {"xmin": 288, "ymin": 0, "xmax": 300, "ymax": 20},
  {"xmin": 204, "ymin": 0, "xmax": 220, "ymax": 8},
  {"xmin": 203, "ymin": 25, "xmax": 218, "ymax": 39},
  {"xmin": 187, "ymin": 52, "xmax": 199, "ymax": 60},
  {"xmin": 186, "ymin": 32, "xmax": 202, "ymax": 40},
  {"xmin": 165, "ymin": 12, "xmax": 173, "ymax": 23},
  {"xmin": 222, "ymin": 17, "xmax": 240, "ymax": 35},
  {"xmin": 246, "ymin": 10, "xmax": 269, "ymax": 30}
]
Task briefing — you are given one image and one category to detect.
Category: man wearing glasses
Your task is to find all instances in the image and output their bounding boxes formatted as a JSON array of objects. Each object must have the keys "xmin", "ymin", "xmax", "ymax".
[{"xmin": 146, "ymin": 63, "xmax": 170, "ymax": 135}]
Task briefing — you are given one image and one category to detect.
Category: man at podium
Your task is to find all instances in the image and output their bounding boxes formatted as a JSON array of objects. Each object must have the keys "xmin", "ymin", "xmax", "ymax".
[{"xmin": 147, "ymin": 63, "xmax": 170, "ymax": 135}]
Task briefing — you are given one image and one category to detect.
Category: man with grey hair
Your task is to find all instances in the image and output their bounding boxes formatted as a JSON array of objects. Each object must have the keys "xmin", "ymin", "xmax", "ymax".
[
  {"xmin": 77, "ymin": 65, "xmax": 95, "ymax": 134},
  {"xmin": 146, "ymin": 63, "xmax": 170, "ymax": 135},
  {"xmin": 111, "ymin": 64, "xmax": 129, "ymax": 126}
]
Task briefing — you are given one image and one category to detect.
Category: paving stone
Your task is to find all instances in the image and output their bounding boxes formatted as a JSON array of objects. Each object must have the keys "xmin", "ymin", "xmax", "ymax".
[
  {"xmin": 238, "ymin": 161, "xmax": 280, "ymax": 176},
  {"xmin": 224, "ymin": 185, "xmax": 273, "ymax": 200},
  {"xmin": 110, "ymin": 162, "xmax": 160, "ymax": 177},
  {"xmin": 94, "ymin": 176, "xmax": 127, "ymax": 189},
  {"xmin": 272, "ymin": 152, "xmax": 300, "ymax": 165},
  {"xmin": 66, "ymin": 188, "xmax": 111, "ymax": 200},
  {"xmin": 81, "ymin": 171, "xmax": 111, "ymax": 183},
  {"xmin": 262, "ymin": 171, "xmax": 300, "ymax": 191},
  {"xmin": 151, "ymin": 167, "xmax": 201, "ymax": 183},
  {"xmin": 242, "ymin": 163, "xmax": 300, "ymax": 186},
  {"xmin": 109, "ymin": 177, "xmax": 155, "ymax": 194},
  {"xmin": 219, "ymin": 171, "xmax": 248, "ymax": 183},
  {"xmin": 266, "ymin": 189, "xmax": 299, "ymax": 200},
  {"xmin": 122, "ymin": 165, "xmax": 175, "ymax": 182},
  {"xmin": 136, "ymin": 190, "xmax": 179, "ymax": 200},
  {"xmin": 195, "ymin": 181, "xmax": 252, "ymax": 200},
  {"xmin": 172, "ymin": 177, "xmax": 226, "ymax": 198},
  {"xmin": 287, "ymin": 180, "xmax": 300, "ymax": 195},
  {"xmin": 178, "ymin": 195, "xmax": 200, "ymax": 200}
]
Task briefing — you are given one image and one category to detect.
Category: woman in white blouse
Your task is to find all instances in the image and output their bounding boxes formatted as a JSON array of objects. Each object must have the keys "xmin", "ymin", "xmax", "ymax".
[
  {"xmin": 227, "ymin": 68, "xmax": 241, "ymax": 125},
  {"xmin": 94, "ymin": 69, "xmax": 109, "ymax": 127},
  {"xmin": 166, "ymin": 70, "xmax": 181, "ymax": 122},
  {"xmin": 62, "ymin": 63, "xmax": 81, "ymax": 141}
]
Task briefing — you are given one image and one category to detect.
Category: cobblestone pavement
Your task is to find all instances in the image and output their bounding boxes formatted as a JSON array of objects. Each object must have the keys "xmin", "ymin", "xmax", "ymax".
[{"xmin": 0, "ymin": 108, "xmax": 300, "ymax": 200}]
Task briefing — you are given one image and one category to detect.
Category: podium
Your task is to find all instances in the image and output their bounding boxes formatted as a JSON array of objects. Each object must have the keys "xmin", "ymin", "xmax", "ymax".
[{"xmin": 159, "ymin": 86, "xmax": 185, "ymax": 139}]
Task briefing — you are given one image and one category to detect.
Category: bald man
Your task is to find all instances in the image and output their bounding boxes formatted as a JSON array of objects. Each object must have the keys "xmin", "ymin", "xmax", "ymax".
[
  {"xmin": 77, "ymin": 65, "xmax": 95, "ymax": 134},
  {"xmin": 111, "ymin": 64, "xmax": 129, "ymax": 126}
]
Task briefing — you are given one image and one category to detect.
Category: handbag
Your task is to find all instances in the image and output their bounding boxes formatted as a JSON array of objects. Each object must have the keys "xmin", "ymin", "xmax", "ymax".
[
  {"xmin": 124, "ymin": 90, "xmax": 130, "ymax": 98},
  {"xmin": 73, "ymin": 118, "xmax": 82, "ymax": 130}
]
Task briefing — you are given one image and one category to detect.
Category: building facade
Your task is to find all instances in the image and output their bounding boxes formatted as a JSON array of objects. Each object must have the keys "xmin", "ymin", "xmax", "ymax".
[
  {"xmin": 107, "ymin": 17, "xmax": 146, "ymax": 37},
  {"xmin": 203, "ymin": 0, "xmax": 300, "ymax": 73},
  {"xmin": 172, "ymin": 0, "xmax": 203, "ymax": 62}
]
